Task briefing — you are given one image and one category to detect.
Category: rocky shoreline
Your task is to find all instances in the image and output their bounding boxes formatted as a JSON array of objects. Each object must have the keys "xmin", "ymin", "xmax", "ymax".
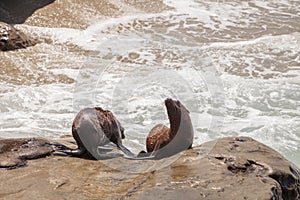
[
  {"xmin": 0, "ymin": 1, "xmax": 299, "ymax": 199},
  {"xmin": 0, "ymin": 136, "xmax": 299, "ymax": 200},
  {"xmin": 0, "ymin": 22, "xmax": 36, "ymax": 51}
]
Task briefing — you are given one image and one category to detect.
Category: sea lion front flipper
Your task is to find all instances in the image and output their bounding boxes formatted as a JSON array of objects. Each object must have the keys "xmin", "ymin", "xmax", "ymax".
[
  {"xmin": 123, "ymin": 151, "xmax": 156, "ymax": 160},
  {"xmin": 119, "ymin": 146, "xmax": 157, "ymax": 160},
  {"xmin": 117, "ymin": 144, "xmax": 136, "ymax": 158},
  {"xmin": 61, "ymin": 148, "xmax": 84, "ymax": 156},
  {"xmin": 151, "ymin": 140, "xmax": 162, "ymax": 154},
  {"xmin": 137, "ymin": 151, "xmax": 155, "ymax": 159}
]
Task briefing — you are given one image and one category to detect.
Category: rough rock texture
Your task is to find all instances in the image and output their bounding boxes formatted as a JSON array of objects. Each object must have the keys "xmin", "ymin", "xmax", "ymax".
[
  {"xmin": 0, "ymin": 136, "xmax": 299, "ymax": 200},
  {"xmin": 0, "ymin": 22, "xmax": 36, "ymax": 51},
  {"xmin": 0, "ymin": 138, "xmax": 53, "ymax": 169}
]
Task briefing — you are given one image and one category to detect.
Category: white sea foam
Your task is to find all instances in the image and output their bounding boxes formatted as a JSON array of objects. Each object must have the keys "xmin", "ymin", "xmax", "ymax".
[{"xmin": 1, "ymin": 0, "xmax": 299, "ymax": 166}]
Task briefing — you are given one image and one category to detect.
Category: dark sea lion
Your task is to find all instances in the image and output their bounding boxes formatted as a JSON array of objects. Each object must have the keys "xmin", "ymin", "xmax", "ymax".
[
  {"xmin": 61, "ymin": 107, "xmax": 134, "ymax": 159},
  {"xmin": 143, "ymin": 98, "xmax": 194, "ymax": 158}
]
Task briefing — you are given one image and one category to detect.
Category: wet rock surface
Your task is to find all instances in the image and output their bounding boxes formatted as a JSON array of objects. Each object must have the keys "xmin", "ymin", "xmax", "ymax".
[
  {"xmin": 0, "ymin": 136, "xmax": 299, "ymax": 200},
  {"xmin": 0, "ymin": 138, "xmax": 53, "ymax": 169},
  {"xmin": 0, "ymin": 22, "xmax": 36, "ymax": 51}
]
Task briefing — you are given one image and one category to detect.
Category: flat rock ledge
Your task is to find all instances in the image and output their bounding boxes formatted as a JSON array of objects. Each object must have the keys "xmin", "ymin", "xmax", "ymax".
[
  {"xmin": 0, "ymin": 22, "xmax": 36, "ymax": 51},
  {"xmin": 0, "ymin": 136, "xmax": 299, "ymax": 200}
]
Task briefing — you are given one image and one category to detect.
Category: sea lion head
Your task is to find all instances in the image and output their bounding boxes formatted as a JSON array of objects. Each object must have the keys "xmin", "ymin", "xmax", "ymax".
[
  {"xmin": 164, "ymin": 98, "xmax": 190, "ymax": 136},
  {"xmin": 165, "ymin": 98, "xmax": 189, "ymax": 116}
]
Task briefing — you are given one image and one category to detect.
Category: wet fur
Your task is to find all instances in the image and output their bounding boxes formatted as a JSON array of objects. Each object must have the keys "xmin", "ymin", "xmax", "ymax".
[
  {"xmin": 61, "ymin": 107, "xmax": 134, "ymax": 159},
  {"xmin": 145, "ymin": 98, "xmax": 194, "ymax": 158}
]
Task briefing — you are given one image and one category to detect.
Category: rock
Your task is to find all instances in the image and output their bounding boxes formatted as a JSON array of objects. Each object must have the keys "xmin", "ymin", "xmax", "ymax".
[
  {"xmin": 0, "ymin": 138, "xmax": 53, "ymax": 169},
  {"xmin": 0, "ymin": 22, "xmax": 36, "ymax": 51},
  {"xmin": 0, "ymin": 136, "xmax": 299, "ymax": 200}
]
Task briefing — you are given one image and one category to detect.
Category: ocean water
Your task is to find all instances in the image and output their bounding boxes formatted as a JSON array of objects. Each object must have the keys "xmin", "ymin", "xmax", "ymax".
[{"xmin": 0, "ymin": 0, "xmax": 299, "ymax": 166}]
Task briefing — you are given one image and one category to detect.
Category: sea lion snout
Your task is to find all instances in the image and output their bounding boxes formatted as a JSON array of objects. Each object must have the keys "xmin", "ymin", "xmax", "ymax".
[
  {"xmin": 165, "ymin": 98, "xmax": 182, "ymax": 107},
  {"xmin": 164, "ymin": 98, "xmax": 174, "ymax": 106}
]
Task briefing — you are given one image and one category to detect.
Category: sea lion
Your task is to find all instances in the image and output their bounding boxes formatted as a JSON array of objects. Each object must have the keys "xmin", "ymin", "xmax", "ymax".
[
  {"xmin": 144, "ymin": 98, "xmax": 194, "ymax": 158},
  {"xmin": 61, "ymin": 107, "xmax": 134, "ymax": 159}
]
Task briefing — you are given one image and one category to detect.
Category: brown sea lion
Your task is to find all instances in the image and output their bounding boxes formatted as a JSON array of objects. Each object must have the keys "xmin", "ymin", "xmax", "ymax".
[
  {"xmin": 144, "ymin": 98, "xmax": 194, "ymax": 158},
  {"xmin": 61, "ymin": 107, "xmax": 134, "ymax": 159}
]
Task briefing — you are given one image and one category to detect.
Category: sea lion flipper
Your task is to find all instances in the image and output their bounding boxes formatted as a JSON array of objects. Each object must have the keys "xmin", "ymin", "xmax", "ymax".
[
  {"xmin": 50, "ymin": 142, "xmax": 70, "ymax": 151},
  {"xmin": 59, "ymin": 147, "xmax": 86, "ymax": 156},
  {"xmin": 50, "ymin": 141, "xmax": 86, "ymax": 156},
  {"xmin": 124, "ymin": 151, "xmax": 156, "ymax": 160},
  {"xmin": 152, "ymin": 140, "xmax": 161, "ymax": 153},
  {"xmin": 119, "ymin": 145, "xmax": 157, "ymax": 160},
  {"xmin": 117, "ymin": 144, "xmax": 136, "ymax": 158}
]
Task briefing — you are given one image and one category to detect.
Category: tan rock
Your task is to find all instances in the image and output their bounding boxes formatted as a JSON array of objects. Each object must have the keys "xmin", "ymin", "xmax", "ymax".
[{"xmin": 0, "ymin": 136, "xmax": 299, "ymax": 200}]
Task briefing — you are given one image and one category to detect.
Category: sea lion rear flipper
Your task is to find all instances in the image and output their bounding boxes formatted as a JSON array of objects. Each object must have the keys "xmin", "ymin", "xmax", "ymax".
[
  {"xmin": 61, "ymin": 149, "xmax": 83, "ymax": 156},
  {"xmin": 50, "ymin": 142, "xmax": 74, "ymax": 152},
  {"xmin": 59, "ymin": 147, "xmax": 86, "ymax": 156},
  {"xmin": 50, "ymin": 142, "xmax": 86, "ymax": 156}
]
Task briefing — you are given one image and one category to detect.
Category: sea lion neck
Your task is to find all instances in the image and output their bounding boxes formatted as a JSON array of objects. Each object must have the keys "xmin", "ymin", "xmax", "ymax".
[
  {"xmin": 165, "ymin": 100, "xmax": 181, "ymax": 138},
  {"xmin": 145, "ymin": 98, "xmax": 194, "ymax": 157}
]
